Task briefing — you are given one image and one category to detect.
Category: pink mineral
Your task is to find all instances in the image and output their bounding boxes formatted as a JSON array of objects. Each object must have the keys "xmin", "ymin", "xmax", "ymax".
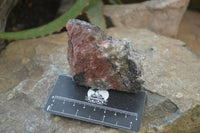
[{"xmin": 66, "ymin": 19, "xmax": 144, "ymax": 92}]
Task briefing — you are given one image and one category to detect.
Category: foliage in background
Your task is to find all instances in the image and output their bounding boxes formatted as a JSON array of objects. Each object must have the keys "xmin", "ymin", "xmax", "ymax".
[
  {"xmin": 108, "ymin": 0, "xmax": 122, "ymax": 4},
  {"xmin": 0, "ymin": 0, "xmax": 121, "ymax": 40},
  {"xmin": 86, "ymin": 0, "xmax": 106, "ymax": 31},
  {"xmin": 0, "ymin": 0, "xmax": 88, "ymax": 40}
]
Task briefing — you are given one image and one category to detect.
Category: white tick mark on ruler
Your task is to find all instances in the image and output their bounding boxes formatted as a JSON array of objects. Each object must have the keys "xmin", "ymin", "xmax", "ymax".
[
  {"xmin": 93, "ymin": 107, "xmax": 96, "ymax": 111},
  {"xmin": 73, "ymin": 103, "xmax": 75, "ymax": 106},
  {"xmin": 104, "ymin": 110, "xmax": 106, "ymax": 113},
  {"xmin": 114, "ymin": 112, "xmax": 117, "ymax": 116},
  {"xmin": 102, "ymin": 115, "xmax": 105, "ymax": 121},
  {"xmin": 83, "ymin": 105, "xmax": 86, "ymax": 109}
]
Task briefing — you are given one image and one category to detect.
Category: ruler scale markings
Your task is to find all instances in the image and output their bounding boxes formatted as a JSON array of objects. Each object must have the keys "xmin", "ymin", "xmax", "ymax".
[
  {"xmin": 54, "ymin": 95, "xmax": 138, "ymax": 117},
  {"xmin": 44, "ymin": 75, "xmax": 146, "ymax": 132},
  {"xmin": 48, "ymin": 97, "xmax": 137, "ymax": 130},
  {"xmin": 48, "ymin": 109, "xmax": 132, "ymax": 130},
  {"xmin": 47, "ymin": 100, "xmax": 133, "ymax": 129}
]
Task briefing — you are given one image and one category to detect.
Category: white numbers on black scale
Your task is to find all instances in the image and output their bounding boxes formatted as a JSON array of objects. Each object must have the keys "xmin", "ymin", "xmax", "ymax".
[
  {"xmin": 47, "ymin": 103, "xmax": 54, "ymax": 111},
  {"xmin": 129, "ymin": 122, "xmax": 133, "ymax": 128},
  {"xmin": 47, "ymin": 105, "xmax": 51, "ymax": 111},
  {"xmin": 102, "ymin": 115, "xmax": 105, "ymax": 121},
  {"xmin": 75, "ymin": 109, "xmax": 79, "ymax": 116},
  {"xmin": 125, "ymin": 114, "xmax": 127, "ymax": 118},
  {"xmin": 52, "ymin": 96, "xmax": 55, "ymax": 102}
]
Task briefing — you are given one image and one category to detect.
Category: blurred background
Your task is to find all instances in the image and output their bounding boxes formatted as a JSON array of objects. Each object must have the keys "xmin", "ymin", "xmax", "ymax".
[{"xmin": 0, "ymin": 0, "xmax": 200, "ymax": 56}]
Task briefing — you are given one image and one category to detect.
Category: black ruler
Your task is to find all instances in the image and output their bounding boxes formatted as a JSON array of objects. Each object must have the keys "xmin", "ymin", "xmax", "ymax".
[{"xmin": 44, "ymin": 75, "xmax": 146, "ymax": 132}]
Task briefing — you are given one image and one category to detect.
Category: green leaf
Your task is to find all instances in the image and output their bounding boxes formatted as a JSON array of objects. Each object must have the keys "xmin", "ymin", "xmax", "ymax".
[
  {"xmin": 86, "ymin": 0, "xmax": 106, "ymax": 31},
  {"xmin": 108, "ymin": 0, "xmax": 122, "ymax": 4},
  {"xmin": 0, "ymin": 0, "xmax": 89, "ymax": 40}
]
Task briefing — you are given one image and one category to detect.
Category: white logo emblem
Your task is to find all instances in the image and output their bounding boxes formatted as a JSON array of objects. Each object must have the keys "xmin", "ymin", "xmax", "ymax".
[{"xmin": 85, "ymin": 88, "xmax": 109, "ymax": 105}]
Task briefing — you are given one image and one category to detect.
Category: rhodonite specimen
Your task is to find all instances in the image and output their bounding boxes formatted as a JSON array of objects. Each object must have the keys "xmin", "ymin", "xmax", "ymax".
[{"xmin": 66, "ymin": 19, "xmax": 144, "ymax": 92}]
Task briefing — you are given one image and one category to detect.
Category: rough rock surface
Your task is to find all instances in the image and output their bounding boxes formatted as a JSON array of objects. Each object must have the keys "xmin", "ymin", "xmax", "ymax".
[
  {"xmin": 0, "ymin": 27, "xmax": 200, "ymax": 133},
  {"xmin": 66, "ymin": 19, "xmax": 143, "ymax": 92},
  {"xmin": 109, "ymin": 27, "xmax": 200, "ymax": 113},
  {"xmin": 104, "ymin": 0, "xmax": 189, "ymax": 37}
]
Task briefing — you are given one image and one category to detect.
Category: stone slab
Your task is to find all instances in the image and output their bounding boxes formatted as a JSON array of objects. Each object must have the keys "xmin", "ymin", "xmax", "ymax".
[{"xmin": 0, "ymin": 27, "xmax": 199, "ymax": 132}]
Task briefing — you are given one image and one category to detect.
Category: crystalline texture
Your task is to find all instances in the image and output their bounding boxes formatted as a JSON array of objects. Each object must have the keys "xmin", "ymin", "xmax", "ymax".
[{"xmin": 66, "ymin": 19, "xmax": 144, "ymax": 92}]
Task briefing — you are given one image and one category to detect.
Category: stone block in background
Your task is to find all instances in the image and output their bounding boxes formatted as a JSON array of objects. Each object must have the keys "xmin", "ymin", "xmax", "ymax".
[
  {"xmin": 0, "ymin": 27, "xmax": 199, "ymax": 132},
  {"xmin": 177, "ymin": 10, "xmax": 200, "ymax": 56},
  {"xmin": 104, "ymin": 0, "xmax": 190, "ymax": 37}
]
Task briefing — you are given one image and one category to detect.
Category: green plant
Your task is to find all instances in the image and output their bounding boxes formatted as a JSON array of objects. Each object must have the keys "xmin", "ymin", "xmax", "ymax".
[{"xmin": 0, "ymin": 0, "xmax": 122, "ymax": 40}]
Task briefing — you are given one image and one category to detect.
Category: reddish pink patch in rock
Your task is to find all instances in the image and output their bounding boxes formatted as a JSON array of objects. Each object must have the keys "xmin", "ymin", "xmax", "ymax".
[
  {"xmin": 66, "ymin": 20, "xmax": 124, "ymax": 90},
  {"xmin": 100, "ymin": 41, "xmax": 110, "ymax": 49}
]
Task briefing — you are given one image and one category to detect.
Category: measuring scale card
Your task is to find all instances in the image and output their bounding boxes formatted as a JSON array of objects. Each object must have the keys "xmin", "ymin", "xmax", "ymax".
[{"xmin": 44, "ymin": 75, "xmax": 146, "ymax": 132}]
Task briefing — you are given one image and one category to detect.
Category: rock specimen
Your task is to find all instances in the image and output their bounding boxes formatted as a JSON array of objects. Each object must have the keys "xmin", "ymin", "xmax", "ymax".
[{"xmin": 66, "ymin": 19, "xmax": 144, "ymax": 92}]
